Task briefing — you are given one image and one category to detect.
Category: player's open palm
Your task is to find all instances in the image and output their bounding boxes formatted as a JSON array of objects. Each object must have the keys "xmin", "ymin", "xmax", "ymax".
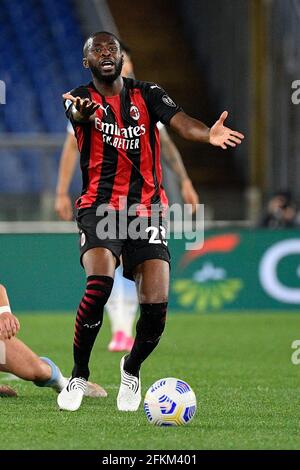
[
  {"xmin": 63, "ymin": 93, "xmax": 100, "ymax": 118},
  {"xmin": 209, "ymin": 111, "xmax": 244, "ymax": 149}
]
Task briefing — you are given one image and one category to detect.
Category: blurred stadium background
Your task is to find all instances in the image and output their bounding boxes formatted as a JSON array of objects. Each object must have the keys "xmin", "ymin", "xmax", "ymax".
[
  {"xmin": 0, "ymin": 0, "xmax": 299, "ymax": 314},
  {"xmin": 1, "ymin": 0, "xmax": 300, "ymax": 452}
]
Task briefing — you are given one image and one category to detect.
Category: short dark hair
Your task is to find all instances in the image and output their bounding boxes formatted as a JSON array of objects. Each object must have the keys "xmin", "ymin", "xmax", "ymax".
[{"xmin": 83, "ymin": 31, "xmax": 121, "ymax": 57}]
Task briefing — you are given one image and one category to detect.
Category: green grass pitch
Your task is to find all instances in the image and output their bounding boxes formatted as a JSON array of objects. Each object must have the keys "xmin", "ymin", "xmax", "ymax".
[{"xmin": 0, "ymin": 312, "xmax": 299, "ymax": 450}]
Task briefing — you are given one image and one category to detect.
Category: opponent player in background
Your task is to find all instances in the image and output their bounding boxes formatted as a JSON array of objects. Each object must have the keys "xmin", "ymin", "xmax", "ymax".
[
  {"xmin": 0, "ymin": 284, "xmax": 107, "ymax": 398},
  {"xmin": 57, "ymin": 31, "xmax": 244, "ymax": 412},
  {"xmin": 55, "ymin": 43, "xmax": 199, "ymax": 353}
]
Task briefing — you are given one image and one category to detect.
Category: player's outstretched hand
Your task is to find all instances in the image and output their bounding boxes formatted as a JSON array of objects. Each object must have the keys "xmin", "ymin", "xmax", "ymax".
[
  {"xmin": 209, "ymin": 111, "xmax": 244, "ymax": 149},
  {"xmin": 63, "ymin": 93, "xmax": 100, "ymax": 119},
  {"xmin": 0, "ymin": 312, "xmax": 20, "ymax": 340}
]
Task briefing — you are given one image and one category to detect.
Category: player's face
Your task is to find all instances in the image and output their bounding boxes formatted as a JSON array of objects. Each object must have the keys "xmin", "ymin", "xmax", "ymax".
[{"xmin": 84, "ymin": 34, "xmax": 123, "ymax": 83}]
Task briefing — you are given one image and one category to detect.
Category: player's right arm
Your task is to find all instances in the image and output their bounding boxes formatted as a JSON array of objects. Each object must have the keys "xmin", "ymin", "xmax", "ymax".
[
  {"xmin": 58, "ymin": 86, "xmax": 99, "ymax": 219},
  {"xmin": 0, "ymin": 284, "xmax": 20, "ymax": 340},
  {"xmin": 55, "ymin": 130, "xmax": 79, "ymax": 221}
]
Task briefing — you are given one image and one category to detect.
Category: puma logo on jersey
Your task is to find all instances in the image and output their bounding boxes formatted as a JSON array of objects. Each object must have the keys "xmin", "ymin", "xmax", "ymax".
[
  {"xmin": 99, "ymin": 104, "xmax": 110, "ymax": 116},
  {"xmin": 150, "ymin": 85, "xmax": 160, "ymax": 90}
]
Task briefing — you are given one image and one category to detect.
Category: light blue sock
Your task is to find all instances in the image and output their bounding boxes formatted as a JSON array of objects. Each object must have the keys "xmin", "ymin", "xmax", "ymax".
[{"xmin": 34, "ymin": 357, "xmax": 60, "ymax": 387}]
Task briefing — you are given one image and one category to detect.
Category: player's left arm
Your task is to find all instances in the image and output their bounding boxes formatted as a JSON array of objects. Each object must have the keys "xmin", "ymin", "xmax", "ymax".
[
  {"xmin": 0, "ymin": 284, "xmax": 20, "ymax": 340},
  {"xmin": 146, "ymin": 83, "xmax": 244, "ymax": 150},
  {"xmin": 159, "ymin": 126, "xmax": 199, "ymax": 211},
  {"xmin": 170, "ymin": 110, "xmax": 244, "ymax": 149}
]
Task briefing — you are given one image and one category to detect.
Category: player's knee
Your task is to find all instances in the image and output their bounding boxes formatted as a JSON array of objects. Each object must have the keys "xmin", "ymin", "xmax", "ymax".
[
  {"xmin": 136, "ymin": 303, "xmax": 168, "ymax": 342},
  {"xmin": 83, "ymin": 248, "xmax": 116, "ymax": 278}
]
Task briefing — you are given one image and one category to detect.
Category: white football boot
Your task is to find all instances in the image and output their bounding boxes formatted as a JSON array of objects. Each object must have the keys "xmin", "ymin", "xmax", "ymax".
[
  {"xmin": 117, "ymin": 356, "xmax": 141, "ymax": 411},
  {"xmin": 57, "ymin": 377, "xmax": 87, "ymax": 411}
]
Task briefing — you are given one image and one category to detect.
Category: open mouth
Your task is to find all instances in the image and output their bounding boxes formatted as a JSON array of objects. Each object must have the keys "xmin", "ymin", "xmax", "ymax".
[{"xmin": 100, "ymin": 60, "xmax": 115, "ymax": 71}]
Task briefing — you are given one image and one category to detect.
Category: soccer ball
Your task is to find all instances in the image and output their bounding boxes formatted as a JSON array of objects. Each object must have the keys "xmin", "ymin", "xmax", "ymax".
[{"xmin": 144, "ymin": 378, "xmax": 197, "ymax": 426}]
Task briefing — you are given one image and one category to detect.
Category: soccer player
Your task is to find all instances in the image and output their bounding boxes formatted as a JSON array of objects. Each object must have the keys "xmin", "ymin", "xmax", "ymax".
[
  {"xmin": 57, "ymin": 31, "xmax": 244, "ymax": 412},
  {"xmin": 0, "ymin": 284, "xmax": 107, "ymax": 398},
  {"xmin": 55, "ymin": 43, "xmax": 199, "ymax": 353}
]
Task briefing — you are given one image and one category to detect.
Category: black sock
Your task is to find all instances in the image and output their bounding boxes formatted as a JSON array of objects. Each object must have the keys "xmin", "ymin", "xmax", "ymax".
[
  {"xmin": 124, "ymin": 302, "xmax": 168, "ymax": 377},
  {"xmin": 72, "ymin": 275, "xmax": 113, "ymax": 379}
]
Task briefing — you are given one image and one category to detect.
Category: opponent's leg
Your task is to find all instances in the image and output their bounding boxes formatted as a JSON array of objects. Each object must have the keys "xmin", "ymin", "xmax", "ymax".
[
  {"xmin": 0, "ymin": 337, "xmax": 66, "ymax": 391},
  {"xmin": 1, "ymin": 337, "xmax": 107, "ymax": 398},
  {"xmin": 1, "ymin": 337, "xmax": 52, "ymax": 381},
  {"xmin": 106, "ymin": 267, "xmax": 138, "ymax": 352},
  {"xmin": 106, "ymin": 267, "xmax": 128, "ymax": 351},
  {"xmin": 58, "ymin": 247, "xmax": 115, "ymax": 411},
  {"xmin": 117, "ymin": 259, "xmax": 169, "ymax": 411},
  {"xmin": 122, "ymin": 277, "xmax": 139, "ymax": 350}
]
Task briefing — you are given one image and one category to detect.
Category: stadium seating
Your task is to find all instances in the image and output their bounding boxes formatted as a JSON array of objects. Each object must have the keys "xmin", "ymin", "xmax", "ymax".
[{"xmin": 0, "ymin": 0, "xmax": 89, "ymax": 193}]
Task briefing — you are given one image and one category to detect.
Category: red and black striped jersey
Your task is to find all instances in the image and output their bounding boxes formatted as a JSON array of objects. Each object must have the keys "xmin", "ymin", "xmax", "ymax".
[{"xmin": 64, "ymin": 78, "xmax": 182, "ymax": 212}]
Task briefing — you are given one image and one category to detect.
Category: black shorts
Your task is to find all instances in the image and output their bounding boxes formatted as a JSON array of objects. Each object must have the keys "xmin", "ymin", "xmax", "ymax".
[{"xmin": 76, "ymin": 208, "xmax": 170, "ymax": 281}]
